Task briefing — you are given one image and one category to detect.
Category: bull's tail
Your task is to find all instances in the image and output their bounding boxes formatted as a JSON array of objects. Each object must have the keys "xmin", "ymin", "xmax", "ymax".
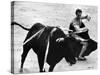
[{"xmin": 11, "ymin": 21, "xmax": 30, "ymax": 31}]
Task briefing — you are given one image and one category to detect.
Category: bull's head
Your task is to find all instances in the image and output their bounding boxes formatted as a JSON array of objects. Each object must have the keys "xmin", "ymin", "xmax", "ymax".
[
  {"xmin": 56, "ymin": 37, "xmax": 77, "ymax": 65},
  {"xmin": 56, "ymin": 36, "xmax": 97, "ymax": 60}
]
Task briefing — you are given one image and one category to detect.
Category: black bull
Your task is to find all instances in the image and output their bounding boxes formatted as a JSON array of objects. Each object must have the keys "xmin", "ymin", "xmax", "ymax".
[{"xmin": 12, "ymin": 22, "xmax": 97, "ymax": 72}]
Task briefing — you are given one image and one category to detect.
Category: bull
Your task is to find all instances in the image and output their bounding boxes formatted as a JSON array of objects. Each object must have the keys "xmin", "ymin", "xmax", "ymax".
[{"xmin": 12, "ymin": 22, "xmax": 97, "ymax": 72}]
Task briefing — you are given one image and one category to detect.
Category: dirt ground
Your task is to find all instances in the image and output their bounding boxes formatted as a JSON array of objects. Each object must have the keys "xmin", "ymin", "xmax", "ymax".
[{"xmin": 12, "ymin": 1, "xmax": 98, "ymax": 74}]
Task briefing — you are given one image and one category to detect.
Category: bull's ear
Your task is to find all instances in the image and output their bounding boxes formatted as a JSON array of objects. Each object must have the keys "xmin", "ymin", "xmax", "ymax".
[{"xmin": 56, "ymin": 38, "xmax": 64, "ymax": 42}]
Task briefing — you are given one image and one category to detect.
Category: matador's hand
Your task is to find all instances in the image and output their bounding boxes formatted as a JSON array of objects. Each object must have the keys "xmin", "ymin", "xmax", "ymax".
[{"xmin": 86, "ymin": 15, "xmax": 91, "ymax": 21}]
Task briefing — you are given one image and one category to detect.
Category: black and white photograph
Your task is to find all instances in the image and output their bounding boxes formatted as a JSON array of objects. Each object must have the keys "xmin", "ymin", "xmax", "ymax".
[{"xmin": 11, "ymin": 1, "xmax": 98, "ymax": 74}]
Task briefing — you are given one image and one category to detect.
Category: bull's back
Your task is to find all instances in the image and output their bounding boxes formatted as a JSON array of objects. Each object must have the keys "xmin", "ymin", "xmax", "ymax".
[{"xmin": 24, "ymin": 23, "xmax": 45, "ymax": 42}]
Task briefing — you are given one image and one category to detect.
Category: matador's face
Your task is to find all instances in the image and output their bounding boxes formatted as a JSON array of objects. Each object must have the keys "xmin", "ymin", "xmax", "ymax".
[{"xmin": 76, "ymin": 12, "xmax": 82, "ymax": 18}]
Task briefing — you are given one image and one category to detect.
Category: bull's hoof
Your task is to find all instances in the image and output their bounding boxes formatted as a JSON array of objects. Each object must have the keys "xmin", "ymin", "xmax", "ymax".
[
  {"xmin": 40, "ymin": 69, "xmax": 45, "ymax": 72},
  {"xmin": 19, "ymin": 68, "xmax": 23, "ymax": 73},
  {"xmin": 69, "ymin": 64, "xmax": 73, "ymax": 66}
]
